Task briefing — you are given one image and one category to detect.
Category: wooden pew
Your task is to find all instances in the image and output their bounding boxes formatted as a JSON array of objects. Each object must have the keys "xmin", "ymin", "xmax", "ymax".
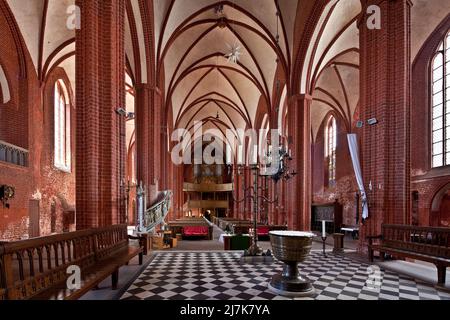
[
  {"xmin": 368, "ymin": 224, "xmax": 450, "ymax": 285},
  {"xmin": 0, "ymin": 225, "xmax": 143, "ymax": 300}
]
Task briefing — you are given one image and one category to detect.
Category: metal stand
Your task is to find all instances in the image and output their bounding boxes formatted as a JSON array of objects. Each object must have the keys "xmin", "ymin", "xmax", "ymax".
[
  {"xmin": 322, "ymin": 236, "xmax": 327, "ymax": 257},
  {"xmin": 231, "ymin": 165, "xmax": 277, "ymax": 257},
  {"xmin": 247, "ymin": 165, "xmax": 264, "ymax": 256}
]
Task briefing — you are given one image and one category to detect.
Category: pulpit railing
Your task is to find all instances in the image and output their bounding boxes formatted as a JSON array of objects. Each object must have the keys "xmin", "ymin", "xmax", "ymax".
[
  {"xmin": 143, "ymin": 191, "xmax": 172, "ymax": 233},
  {"xmin": 0, "ymin": 140, "xmax": 28, "ymax": 167}
]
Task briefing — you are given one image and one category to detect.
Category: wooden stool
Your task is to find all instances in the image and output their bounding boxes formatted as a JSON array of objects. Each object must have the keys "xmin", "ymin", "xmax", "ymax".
[
  {"xmin": 151, "ymin": 236, "xmax": 164, "ymax": 250},
  {"xmin": 171, "ymin": 238, "xmax": 178, "ymax": 248}
]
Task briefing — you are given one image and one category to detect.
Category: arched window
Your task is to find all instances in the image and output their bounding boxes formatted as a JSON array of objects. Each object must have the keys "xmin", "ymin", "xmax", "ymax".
[
  {"xmin": 54, "ymin": 80, "xmax": 71, "ymax": 171},
  {"xmin": 0, "ymin": 64, "xmax": 11, "ymax": 104},
  {"xmin": 431, "ymin": 31, "xmax": 450, "ymax": 168},
  {"xmin": 325, "ymin": 116, "xmax": 337, "ymax": 185}
]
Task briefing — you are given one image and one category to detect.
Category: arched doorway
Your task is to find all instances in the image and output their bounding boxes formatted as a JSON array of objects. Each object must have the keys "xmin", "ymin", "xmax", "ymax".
[
  {"xmin": 438, "ymin": 192, "xmax": 450, "ymax": 227},
  {"xmin": 431, "ymin": 184, "xmax": 450, "ymax": 227}
]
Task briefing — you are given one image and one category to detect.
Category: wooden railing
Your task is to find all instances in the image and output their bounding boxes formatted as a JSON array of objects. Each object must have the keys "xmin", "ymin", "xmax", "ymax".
[
  {"xmin": 0, "ymin": 225, "xmax": 131, "ymax": 300},
  {"xmin": 183, "ymin": 182, "xmax": 233, "ymax": 192},
  {"xmin": 143, "ymin": 191, "xmax": 172, "ymax": 233},
  {"xmin": 184, "ymin": 200, "xmax": 229, "ymax": 210},
  {"xmin": 0, "ymin": 140, "xmax": 28, "ymax": 167},
  {"xmin": 380, "ymin": 224, "xmax": 450, "ymax": 258}
]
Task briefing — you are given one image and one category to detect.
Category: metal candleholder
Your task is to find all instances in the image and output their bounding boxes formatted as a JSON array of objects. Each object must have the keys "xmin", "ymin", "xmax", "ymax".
[{"xmin": 321, "ymin": 236, "xmax": 327, "ymax": 257}]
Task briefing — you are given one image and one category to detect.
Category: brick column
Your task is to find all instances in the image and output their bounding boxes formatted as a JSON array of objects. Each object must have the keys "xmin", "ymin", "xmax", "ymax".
[
  {"xmin": 244, "ymin": 168, "xmax": 252, "ymax": 221},
  {"xmin": 177, "ymin": 165, "xmax": 184, "ymax": 219},
  {"xmin": 359, "ymin": 0, "xmax": 411, "ymax": 241},
  {"xmin": 135, "ymin": 84, "xmax": 151, "ymax": 190},
  {"xmin": 287, "ymin": 94, "xmax": 312, "ymax": 231},
  {"xmin": 151, "ymin": 87, "xmax": 163, "ymax": 188},
  {"xmin": 75, "ymin": 0, "xmax": 126, "ymax": 229},
  {"xmin": 232, "ymin": 167, "xmax": 239, "ymax": 218},
  {"xmin": 279, "ymin": 181, "xmax": 287, "ymax": 226},
  {"xmin": 135, "ymin": 85, "xmax": 165, "ymax": 204},
  {"xmin": 268, "ymin": 180, "xmax": 276, "ymax": 225}
]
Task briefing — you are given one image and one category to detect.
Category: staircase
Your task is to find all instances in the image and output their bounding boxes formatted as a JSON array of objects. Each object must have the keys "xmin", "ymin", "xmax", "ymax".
[{"xmin": 142, "ymin": 191, "xmax": 173, "ymax": 233}]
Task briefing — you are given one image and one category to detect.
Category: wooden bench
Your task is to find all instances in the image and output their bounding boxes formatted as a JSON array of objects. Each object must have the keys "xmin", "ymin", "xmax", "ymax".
[
  {"xmin": 0, "ymin": 224, "xmax": 143, "ymax": 300},
  {"xmin": 368, "ymin": 224, "xmax": 450, "ymax": 285}
]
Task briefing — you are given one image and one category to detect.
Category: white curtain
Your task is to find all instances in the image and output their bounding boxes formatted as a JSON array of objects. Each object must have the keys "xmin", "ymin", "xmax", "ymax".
[{"xmin": 347, "ymin": 134, "xmax": 369, "ymax": 220}]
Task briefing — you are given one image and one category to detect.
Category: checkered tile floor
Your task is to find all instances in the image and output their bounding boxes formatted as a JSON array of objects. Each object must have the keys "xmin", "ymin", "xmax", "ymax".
[{"xmin": 120, "ymin": 252, "xmax": 450, "ymax": 300}]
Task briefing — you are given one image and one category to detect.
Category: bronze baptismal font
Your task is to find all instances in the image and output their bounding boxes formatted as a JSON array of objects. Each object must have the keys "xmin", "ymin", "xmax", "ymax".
[{"xmin": 269, "ymin": 231, "xmax": 316, "ymax": 297}]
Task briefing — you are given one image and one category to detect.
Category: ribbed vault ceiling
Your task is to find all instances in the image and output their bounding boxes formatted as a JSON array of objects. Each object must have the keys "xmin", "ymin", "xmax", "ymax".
[
  {"xmin": 4, "ymin": 0, "xmax": 450, "ymax": 146},
  {"xmin": 154, "ymin": 0, "xmax": 299, "ymax": 138}
]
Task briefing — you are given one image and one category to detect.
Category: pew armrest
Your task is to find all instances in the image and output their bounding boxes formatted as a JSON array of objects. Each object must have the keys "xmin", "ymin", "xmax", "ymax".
[
  {"xmin": 366, "ymin": 235, "xmax": 383, "ymax": 246},
  {"xmin": 128, "ymin": 235, "xmax": 145, "ymax": 248}
]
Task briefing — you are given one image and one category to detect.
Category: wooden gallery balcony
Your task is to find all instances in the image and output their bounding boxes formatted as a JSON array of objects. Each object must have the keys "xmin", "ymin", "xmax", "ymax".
[{"xmin": 183, "ymin": 183, "xmax": 232, "ymax": 216}]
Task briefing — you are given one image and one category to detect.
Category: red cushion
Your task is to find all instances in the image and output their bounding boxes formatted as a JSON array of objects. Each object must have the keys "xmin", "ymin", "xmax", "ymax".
[
  {"xmin": 183, "ymin": 226, "xmax": 209, "ymax": 236},
  {"xmin": 257, "ymin": 226, "xmax": 270, "ymax": 236}
]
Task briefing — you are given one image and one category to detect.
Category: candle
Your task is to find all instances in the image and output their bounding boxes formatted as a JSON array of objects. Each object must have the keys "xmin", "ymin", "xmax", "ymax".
[
  {"xmin": 322, "ymin": 221, "xmax": 326, "ymax": 238},
  {"xmin": 252, "ymin": 145, "xmax": 258, "ymax": 164},
  {"xmin": 237, "ymin": 145, "xmax": 243, "ymax": 165},
  {"xmin": 226, "ymin": 146, "xmax": 232, "ymax": 165}
]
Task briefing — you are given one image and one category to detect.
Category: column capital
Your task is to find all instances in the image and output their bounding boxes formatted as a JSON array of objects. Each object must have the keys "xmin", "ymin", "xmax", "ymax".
[
  {"xmin": 134, "ymin": 84, "xmax": 162, "ymax": 95},
  {"xmin": 288, "ymin": 94, "xmax": 313, "ymax": 105},
  {"xmin": 151, "ymin": 86, "xmax": 162, "ymax": 96}
]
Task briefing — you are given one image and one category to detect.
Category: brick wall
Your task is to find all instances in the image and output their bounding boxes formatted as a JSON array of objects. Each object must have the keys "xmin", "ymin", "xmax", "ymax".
[
  {"xmin": 312, "ymin": 113, "xmax": 359, "ymax": 228},
  {"xmin": 0, "ymin": 2, "xmax": 27, "ymax": 149},
  {"xmin": 0, "ymin": 7, "xmax": 76, "ymax": 240},
  {"xmin": 40, "ymin": 68, "xmax": 76, "ymax": 235},
  {"xmin": 410, "ymin": 16, "xmax": 450, "ymax": 227}
]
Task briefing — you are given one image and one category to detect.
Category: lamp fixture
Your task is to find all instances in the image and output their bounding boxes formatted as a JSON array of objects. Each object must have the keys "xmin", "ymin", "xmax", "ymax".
[
  {"xmin": 368, "ymin": 118, "xmax": 378, "ymax": 125},
  {"xmin": 225, "ymin": 42, "xmax": 242, "ymax": 64},
  {"xmin": 260, "ymin": 143, "xmax": 295, "ymax": 183},
  {"xmin": 0, "ymin": 185, "xmax": 15, "ymax": 209},
  {"xmin": 116, "ymin": 108, "xmax": 135, "ymax": 120}
]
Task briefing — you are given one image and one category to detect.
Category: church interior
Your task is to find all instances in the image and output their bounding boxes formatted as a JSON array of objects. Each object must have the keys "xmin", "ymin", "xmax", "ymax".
[{"xmin": 1, "ymin": 0, "xmax": 450, "ymax": 302}]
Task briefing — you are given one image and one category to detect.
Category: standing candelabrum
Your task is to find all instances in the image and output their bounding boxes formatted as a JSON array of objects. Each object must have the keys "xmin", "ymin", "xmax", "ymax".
[
  {"xmin": 230, "ymin": 164, "xmax": 278, "ymax": 256},
  {"xmin": 228, "ymin": 144, "xmax": 296, "ymax": 257}
]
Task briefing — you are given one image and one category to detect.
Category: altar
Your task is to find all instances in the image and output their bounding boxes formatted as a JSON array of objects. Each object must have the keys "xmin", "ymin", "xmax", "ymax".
[{"xmin": 220, "ymin": 234, "xmax": 251, "ymax": 251}]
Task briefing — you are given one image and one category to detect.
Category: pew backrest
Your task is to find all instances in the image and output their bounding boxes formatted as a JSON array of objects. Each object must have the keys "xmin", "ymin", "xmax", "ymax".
[{"xmin": 0, "ymin": 225, "xmax": 130, "ymax": 300}]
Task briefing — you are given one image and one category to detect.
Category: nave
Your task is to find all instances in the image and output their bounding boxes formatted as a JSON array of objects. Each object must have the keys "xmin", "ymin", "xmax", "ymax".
[{"xmin": 1, "ymin": 0, "xmax": 450, "ymax": 303}]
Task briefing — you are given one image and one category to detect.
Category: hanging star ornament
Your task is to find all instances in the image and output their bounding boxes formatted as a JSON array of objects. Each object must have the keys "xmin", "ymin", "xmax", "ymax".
[{"xmin": 225, "ymin": 42, "xmax": 242, "ymax": 64}]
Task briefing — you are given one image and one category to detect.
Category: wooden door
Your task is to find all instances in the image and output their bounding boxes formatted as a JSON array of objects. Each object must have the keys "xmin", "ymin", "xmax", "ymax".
[{"xmin": 29, "ymin": 200, "xmax": 40, "ymax": 238}]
